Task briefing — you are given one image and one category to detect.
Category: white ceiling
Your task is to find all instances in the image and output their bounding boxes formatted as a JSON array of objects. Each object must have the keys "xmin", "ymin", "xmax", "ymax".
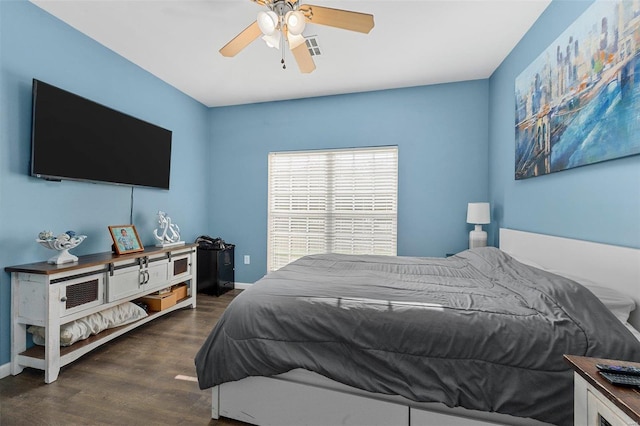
[{"xmin": 30, "ymin": 0, "xmax": 551, "ymax": 107}]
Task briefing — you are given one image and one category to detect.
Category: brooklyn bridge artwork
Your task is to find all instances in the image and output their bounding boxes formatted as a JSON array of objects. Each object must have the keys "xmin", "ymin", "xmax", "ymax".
[{"xmin": 515, "ymin": 0, "xmax": 640, "ymax": 180}]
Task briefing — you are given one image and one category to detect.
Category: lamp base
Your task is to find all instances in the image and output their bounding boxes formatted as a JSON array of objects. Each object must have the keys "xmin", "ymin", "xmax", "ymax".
[{"xmin": 469, "ymin": 225, "xmax": 487, "ymax": 249}]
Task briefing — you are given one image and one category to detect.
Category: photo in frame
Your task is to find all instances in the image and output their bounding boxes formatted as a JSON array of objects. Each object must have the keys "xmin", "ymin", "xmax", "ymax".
[
  {"xmin": 108, "ymin": 225, "xmax": 144, "ymax": 255},
  {"xmin": 514, "ymin": 0, "xmax": 640, "ymax": 179}
]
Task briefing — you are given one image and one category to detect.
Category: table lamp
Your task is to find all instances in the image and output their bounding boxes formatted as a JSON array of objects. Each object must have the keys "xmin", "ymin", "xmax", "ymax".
[{"xmin": 467, "ymin": 202, "xmax": 490, "ymax": 249}]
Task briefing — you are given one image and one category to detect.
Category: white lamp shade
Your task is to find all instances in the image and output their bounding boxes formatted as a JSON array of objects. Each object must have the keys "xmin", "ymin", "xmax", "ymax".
[
  {"xmin": 466, "ymin": 202, "xmax": 490, "ymax": 224},
  {"xmin": 257, "ymin": 10, "xmax": 279, "ymax": 35},
  {"xmin": 287, "ymin": 32, "xmax": 305, "ymax": 49},
  {"xmin": 262, "ymin": 31, "xmax": 281, "ymax": 49},
  {"xmin": 285, "ymin": 11, "xmax": 306, "ymax": 35}
]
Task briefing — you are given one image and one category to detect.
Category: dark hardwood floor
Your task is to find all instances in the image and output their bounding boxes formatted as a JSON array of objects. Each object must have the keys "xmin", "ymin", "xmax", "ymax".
[{"xmin": 0, "ymin": 290, "xmax": 250, "ymax": 426}]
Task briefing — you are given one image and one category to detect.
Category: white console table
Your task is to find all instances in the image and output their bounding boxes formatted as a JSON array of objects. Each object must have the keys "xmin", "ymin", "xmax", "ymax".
[{"xmin": 5, "ymin": 244, "xmax": 197, "ymax": 383}]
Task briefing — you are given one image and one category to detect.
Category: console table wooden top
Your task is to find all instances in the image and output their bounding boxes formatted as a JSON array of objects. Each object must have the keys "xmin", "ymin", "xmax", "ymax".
[
  {"xmin": 565, "ymin": 354, "xmax": 640, "ymax": 423},
  {"xmin": 5, "ymin": 243, "xmax": 197, "ymax": 275}
]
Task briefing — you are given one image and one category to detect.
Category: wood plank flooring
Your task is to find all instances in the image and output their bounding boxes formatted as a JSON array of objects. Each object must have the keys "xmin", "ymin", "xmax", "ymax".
[{"xmin": 0, "ymin": 290, "xmax": 250, "ymax": 426}]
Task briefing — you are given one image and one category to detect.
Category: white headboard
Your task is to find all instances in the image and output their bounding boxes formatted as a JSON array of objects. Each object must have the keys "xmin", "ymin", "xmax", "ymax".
[{"xmin": 499, "ymin": 228, "xmax": 640, "ymax": 330}]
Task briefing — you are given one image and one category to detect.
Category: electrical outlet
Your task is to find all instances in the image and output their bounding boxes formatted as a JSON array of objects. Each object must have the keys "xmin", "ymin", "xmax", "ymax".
[{"xmin": 244, "ymin": 255, "xmax": 250, "ymax": 265}]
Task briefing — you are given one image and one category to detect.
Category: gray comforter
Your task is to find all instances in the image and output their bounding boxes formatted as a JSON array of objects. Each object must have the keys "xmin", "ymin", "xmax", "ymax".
[{"xmin": 195, "ymin": 247, "xmax": 640, "ymax": 425}]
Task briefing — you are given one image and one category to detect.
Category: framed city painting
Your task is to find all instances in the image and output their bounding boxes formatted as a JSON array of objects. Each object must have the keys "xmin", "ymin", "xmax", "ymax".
[
  {"xmin": 109, "ymin": 225, "xmax": 144, "ymax": 255},
  {"xmin": 514, "ymin": 0, "xmax": 640, "ymax": 180}
]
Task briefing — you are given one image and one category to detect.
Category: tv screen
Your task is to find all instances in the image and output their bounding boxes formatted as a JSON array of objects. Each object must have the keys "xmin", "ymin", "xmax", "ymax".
[{"xmin": 30, "ymin": 79, "xmax": 172, "ymax": 189}]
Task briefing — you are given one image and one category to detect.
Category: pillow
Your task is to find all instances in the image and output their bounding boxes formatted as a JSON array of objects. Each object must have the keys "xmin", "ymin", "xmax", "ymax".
[
  {"xmin": 29, "ymin": 302, "xmax": 148, "ymax": 346},
  {"xmin": 543, "ymin": 270, "xmax": 635, "ymax": 324},
  {"xmin": 625, "ymin": 322, "xmax": 640, "ymax": 342},
  {"xmin": 509, "ymin": 255, "xmax": 636, "ymax": 323},
  {"xmin": 579, "ymin": 283, "xmax": 636, "ymax": 324}
]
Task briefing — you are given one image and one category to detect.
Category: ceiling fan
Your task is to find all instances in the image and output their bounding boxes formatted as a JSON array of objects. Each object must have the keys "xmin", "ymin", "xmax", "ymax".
[{"xmin": 220, "ymin": 0, "xmax": 374, "ymax": 73}]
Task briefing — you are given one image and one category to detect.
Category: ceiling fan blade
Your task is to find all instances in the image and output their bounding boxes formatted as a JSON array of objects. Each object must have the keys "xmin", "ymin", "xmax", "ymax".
[
  {"xmin": 219, "ymin": 21, "xmax": 262, "ymax": 57},
  {"xmin": 298, "ymin": 4, "xmax": 374, "ymax": 34},
  {"xmin": 290, "ymin": 41, "xmax": 316, "ymax": 73}
]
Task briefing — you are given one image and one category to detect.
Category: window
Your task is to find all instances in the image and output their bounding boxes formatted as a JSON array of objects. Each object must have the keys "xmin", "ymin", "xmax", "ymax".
[{"xmin": 268, "ymin": 146, "xmax": 398, "ymax": 271}]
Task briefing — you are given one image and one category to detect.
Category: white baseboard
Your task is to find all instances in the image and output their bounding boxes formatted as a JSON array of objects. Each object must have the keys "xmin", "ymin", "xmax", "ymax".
[
  {"xmin": 0, "ymin": 362, "xmax": 11, "ymax": 379},
  {"xmin": 234, "ymin": 282, "xmax": 252, "ymax": 290}
]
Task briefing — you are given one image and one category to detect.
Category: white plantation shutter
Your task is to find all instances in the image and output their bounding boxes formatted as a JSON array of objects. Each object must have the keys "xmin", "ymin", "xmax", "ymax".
[{"xmin": 268, "ymin": 146, "xmax": 398, "ymax": 271}]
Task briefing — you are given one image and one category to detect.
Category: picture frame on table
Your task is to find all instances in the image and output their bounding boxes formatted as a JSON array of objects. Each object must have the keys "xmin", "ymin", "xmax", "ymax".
[{"xmin": 108, "ymin": 224, "xmax": 144, "ymax": 255}]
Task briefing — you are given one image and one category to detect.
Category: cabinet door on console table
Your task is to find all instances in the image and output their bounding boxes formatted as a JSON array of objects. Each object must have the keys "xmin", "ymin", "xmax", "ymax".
[
  {"xmin": 107, "ymin": 254, "xmax": 169, "ymax": 302},
  {"xmin": 169, "ymin": 250, "xmax": 192, "ymax": 279},
  {"xmin": 57, "ymin": 269, "xmax": 106, "ymax": 316},
  {"xmin": 15, "ymin": 265, "xmax": 107, "ymax": 326}
]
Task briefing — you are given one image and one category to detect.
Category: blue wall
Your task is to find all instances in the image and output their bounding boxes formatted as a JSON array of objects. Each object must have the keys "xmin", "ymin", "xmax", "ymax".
[
  {"xmin": 489, "ymin": 0, "xmax": 640, "ymax": 248},
  {"xmin": 208, "ymin": 82, "xmax": 490, "ymax": 284},
  {"xmin": 0, "ymin": 1, "xmax": 211, "ymax": 365}
]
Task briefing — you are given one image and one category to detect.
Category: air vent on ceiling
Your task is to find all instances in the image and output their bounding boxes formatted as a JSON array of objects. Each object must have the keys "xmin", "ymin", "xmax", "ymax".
[{"xmin": 305, "ymin": 36, "xmax": 322, "ymax": 56}]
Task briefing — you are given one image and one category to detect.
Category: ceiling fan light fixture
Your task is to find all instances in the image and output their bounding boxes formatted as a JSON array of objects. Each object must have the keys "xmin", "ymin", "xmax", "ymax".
[
  {"xmin": 287, "ymin": 32, "xmax": 305, "ymax": 49},
  {"xmin": 257, "ymin": 10, "xmax": 279, "ymax": 35},
  {"xmin": 262, "ymin": 31, "xmax": 281, "ymax": 49},
  {"xmin": 285, "ymin": 10, "xmax": 305, "ymax": 35}
]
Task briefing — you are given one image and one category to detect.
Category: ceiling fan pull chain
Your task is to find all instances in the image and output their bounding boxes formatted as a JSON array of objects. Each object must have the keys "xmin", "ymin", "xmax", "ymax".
[{"xmin": 281, "ymin": 31, "xmax": 286, "ymax": 69}]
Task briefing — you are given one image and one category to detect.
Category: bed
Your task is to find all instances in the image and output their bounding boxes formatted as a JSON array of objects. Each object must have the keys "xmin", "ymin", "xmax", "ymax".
[{"xmin": 195, "ymin": 228, "xmax": 640, "ymax": 426}]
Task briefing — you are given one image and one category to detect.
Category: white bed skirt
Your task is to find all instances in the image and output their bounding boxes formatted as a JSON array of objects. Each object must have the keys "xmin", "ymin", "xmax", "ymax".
[{"xmin": 213, "ymin": 368, "xmax": 552, "ymax": 426}]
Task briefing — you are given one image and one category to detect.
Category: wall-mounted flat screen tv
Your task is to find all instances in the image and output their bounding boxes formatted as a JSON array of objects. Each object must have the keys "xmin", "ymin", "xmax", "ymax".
[{"xmin": 30, "ymin": 79, "xmax": 172, "ymax": 189}]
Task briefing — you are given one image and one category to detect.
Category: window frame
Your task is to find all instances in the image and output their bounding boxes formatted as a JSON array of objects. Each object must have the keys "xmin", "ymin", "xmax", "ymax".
[{"xmin": 267, "ymin": 146, "xmax": 398, "ymax": 271}]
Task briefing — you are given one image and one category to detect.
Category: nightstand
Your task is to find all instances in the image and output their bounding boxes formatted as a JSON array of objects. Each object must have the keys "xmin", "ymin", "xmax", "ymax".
[{"xmin": 565, "ymin": 354, "xmax": 640, "ymax": 425}]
